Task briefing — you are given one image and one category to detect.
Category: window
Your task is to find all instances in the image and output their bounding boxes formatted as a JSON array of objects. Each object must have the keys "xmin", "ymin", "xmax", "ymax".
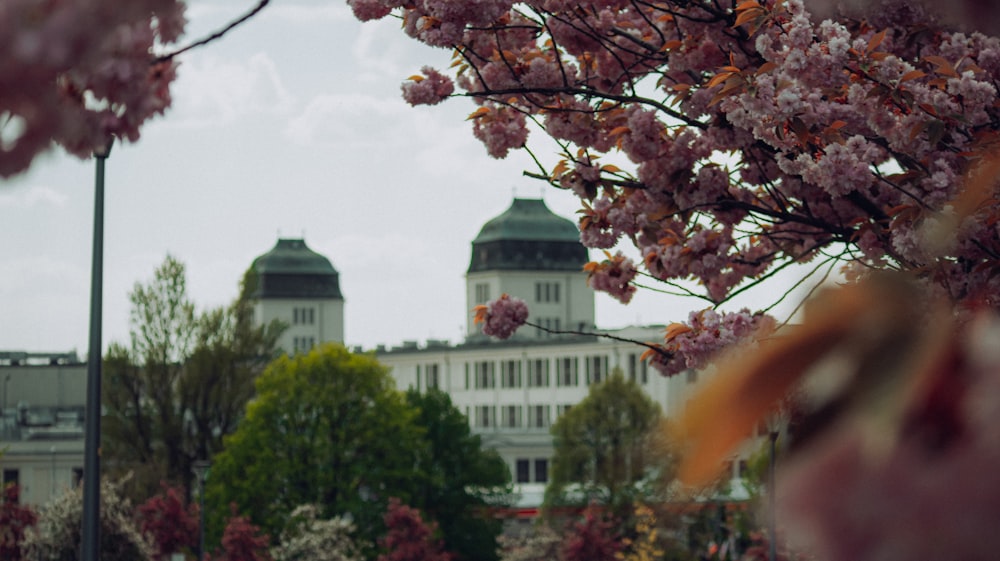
[
  {"xmin": 476, "ymin": 406, "xmax": 495, "ymax": 428},
  {"xmin": 72, "ymin": 467, "xmax": 84, "ymax": 488},
  {"xmin": 292, "ymin": 307, "xmax": 315, "ymax": 325},
  {"xmin": 528, "ymin": 404, "xmax": 550, "ymax": 428},
  {"xmin": 629, "ymin": 353, "xmax": 650, "ymax": 384},
  {"xmin": 475, "ymin": 361, "xmax": 495, "ymax": 389},
  {"xmin": 502, "ymin": 405, "xmax": 522, "ymax": 428},
  {"xmin": 534, "ymin": 459, "xmax": 549, "ymax": 483},
  {"xmin": 3, "ymin": 468, "xmax": 18, "ymax": 487},
  {"xmin": 527, "ymin": 358, "xmax": 549, "ymax": 387},
  {"xmin": 293, "ymin": 336, "xmax": 315, "ymax": 354},
  {"xmin": 556, "ymin": 357, "xmax": 578, "ymax": 387},
  {"xmin": 516, "ymin": 459, "xmax": 530, "ymax": 483},
  {"xmin": 557, "ymin": 404, "xmax": 573, "ymax": 418},
  {"xmin": 475, "ymin": 283, "xmax": 491, "ymax": 304},
  {"xmin": 535, "ymin": 282, "xmax": 560, "ymax": 303},
  {"xmin": 425, "ymin": 364, "xmax": 440, "ymax": 390},
  {"xmin": 501, "ymin": 360, "xmax": 521, "ymax": 388},
  {"xmin": 586, "ymin": 355, "xmax": 608, "ymax": 385},
  {"xmin": 537, "ymin": 317, "xmax": 561, "ymax": 338}
]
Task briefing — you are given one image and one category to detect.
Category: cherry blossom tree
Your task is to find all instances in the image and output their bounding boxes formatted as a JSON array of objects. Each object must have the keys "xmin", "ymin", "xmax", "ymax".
[
  {"xmin": 22, "ymin": 476, "xmax": 154, "ymax": 561},
  {"xmin": 350, "ymin": 0, "xmax": 1000, "ymax": 376},
  {"xmin": 270, "ymin": 505, "xmax": 365, "ymax": 561},
  {"xmin": 0, "ymin": 0, "xmax": 268, "ymax": 178}
]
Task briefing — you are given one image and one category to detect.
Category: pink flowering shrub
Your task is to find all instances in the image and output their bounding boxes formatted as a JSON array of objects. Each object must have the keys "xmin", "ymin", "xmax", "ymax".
[
  {"xmin": 136, "ymin": 484, "xmax": 199, "ymax": 561},
  {"xmin": 473, "ymin": 293, "xmax": 529, "ymax": 339},
  {"xmin": 377, "ymin": 499, "xmax": 451, "ymax": 561},
  {"xmin": 0, "ymin": 485, "xmax": 37, "ymax": 561}
]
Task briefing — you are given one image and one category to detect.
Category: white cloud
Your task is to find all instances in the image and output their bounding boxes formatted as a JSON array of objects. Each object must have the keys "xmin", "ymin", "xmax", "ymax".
[
  {"xmin": 165, "ymin": 51, "xmax": 296, "ymax": 128},
  {"xmin": 0, "ymin": 185, "xmax": 69, "ymax": 209},
  {"xmin": 283, "ymin": 93, "xmax": 410, "ymax": 146}
]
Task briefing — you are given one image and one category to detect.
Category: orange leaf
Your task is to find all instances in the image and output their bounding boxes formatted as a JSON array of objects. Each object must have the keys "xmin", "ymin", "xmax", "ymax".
[
  {"xmin": 706, "ymin": 71, "xmax": 734, "ymax": 89},
  {"xmin": 601, "ymin": 164, "xmax": 622, "ymax": 173},
  {"xmin": 675, "ymin": 282, "xmax": 880, "ymax": 486},
  {"xmin": 923, "ymin": 55, "xmax": 959, "ymax": 78},
  {"xmin": 866, "ymin": 29, "xmax": 887, "ymax": 55},
  {"xmin": 734, "ymin": 7, "xmax": 764, "ymax": 28},
  {"xmin": 899, "ymin": 69, "xmax": 926, "ymax": 82},
  {"xmin": 466, "ymin": 106, "xmax": 491, "ymax": 120},
  {"xmin": 472, "ymin": 305, "xmax": 488, "ymax": 325},
  {"xmin": 407, "ymin": 75, "xmax": 425, "ymax": 82},
  {"xmin": 608, "ymin": 125, "xmax": 631, "ymax": 136},
  {"xmin": 756, "ymin": 61, "xmax": 777, "ymax": 75},
  {"xmin": 664, "ymin": 323, "xmax": 693, "ymax": 341}
]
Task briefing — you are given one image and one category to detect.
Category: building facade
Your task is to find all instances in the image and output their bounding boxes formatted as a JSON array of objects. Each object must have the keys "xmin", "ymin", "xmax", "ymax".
[
  {"xmin": 0, "ymin": 198, "xmax": 716, "ymax": 509},
  {"xmin": 251, "ymin": 238, "xmax": 345, "ymax": 353},
  {"xmin": 0, "ymin": 352, "xmax": 86, "ymax": 506}
]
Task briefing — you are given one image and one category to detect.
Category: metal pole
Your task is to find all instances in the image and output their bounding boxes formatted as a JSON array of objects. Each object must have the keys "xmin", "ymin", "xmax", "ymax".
[
  {"xmin": 199, "ymin": 478, "xmax": 206, "ymax": 561},
  {"xmin": 193, "ymin": 460, "xmax": 210, "ymax": 561},
  {"xmin": 768, "ymin": 430, "xmax": 778, "ymax": 561},
  {"xmin": 82, "ymin": 139, "xmax": 112, "ymax": 561}
]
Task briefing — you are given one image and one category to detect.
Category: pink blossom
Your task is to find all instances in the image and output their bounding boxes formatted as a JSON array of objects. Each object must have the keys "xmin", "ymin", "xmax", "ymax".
[
  {"xmin": 347, "ymin": 0, "xmax": 396, "ymax": 22},
  {"xmin": 585, "ymin": 251, "xmax": 638, "ymax": 304},
  {"xmin": 401, "ymin": 66, "xmax": 455, "ymax": 106},
  {"xmin": 474, "ymin": 293, "xmax": 529, "ymax": 339},
  {"xmin": 471, "ymin": 105, "xmax": 529, "ymax": 158}
]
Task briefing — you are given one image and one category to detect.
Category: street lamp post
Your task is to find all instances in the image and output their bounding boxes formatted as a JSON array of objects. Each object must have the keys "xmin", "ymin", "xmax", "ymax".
[
  {"xmin": 81, "ymin": 138, "xmax": 113, "ymax": 561},
  {"xmin": 192, "ymin": 460, "xmax": 211, "ymax": 561},
  {"xmin": 764, "ymin": 411, "xmax": 785, "ymax": 561}
]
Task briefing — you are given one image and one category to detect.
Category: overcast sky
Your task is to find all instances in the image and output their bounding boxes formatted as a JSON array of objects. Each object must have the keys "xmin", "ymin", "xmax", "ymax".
[{"xmin": 1, "ymin": 0, "xmax": 811, "ymax": 356}]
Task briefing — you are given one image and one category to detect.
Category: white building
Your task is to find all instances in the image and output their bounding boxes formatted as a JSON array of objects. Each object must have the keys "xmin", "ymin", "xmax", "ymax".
[
  {"xmin": 365, "ymin": 199, "xmax": 691, "ymax": 510},
  {"xmin": 0, "ymin": 352, "xmax": 86, "ymax": 506},
  {"xmin": 1, "ymin": 199, "xmax": 706, "ymax": 509},
  {"xmin": 250, "ymin": 238, "xmax": 345, "ymax": 353}
]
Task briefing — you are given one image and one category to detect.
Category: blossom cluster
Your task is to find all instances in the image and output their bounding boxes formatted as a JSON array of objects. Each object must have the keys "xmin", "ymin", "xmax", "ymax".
[
  {"xmin": 473, "ymin": 293, "xmax": 529, "ymax": 339},
  {"xmin": 271, "ymin": 504, "xmax": 364, "ymax": 561},
  {"xmin": 23, "ymin": 477, "xmax": 154, "ymax": 561},
  {"xmin": 401, "ymin": 67, "xmax": 455, "ymax": 106},
  {"xmin": 646, "ymin": 308, "xmax": 776, "ymax": 377},
  {"xmin": 584, "ymin": 250, "xmax": 637, "ymax": 304},
  {"xmin": 1, "ymin": 0, "xmax": 187, "ymax": 177}
]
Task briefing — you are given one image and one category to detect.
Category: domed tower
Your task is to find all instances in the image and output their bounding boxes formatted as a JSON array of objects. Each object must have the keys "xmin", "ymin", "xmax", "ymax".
[
  {"xmin": 250, "ymin": 238, "xmax": 344, "ymax": 354},
  {"xmin": 467, "ymin": 198, "xmax": 594, "ymax": 338}
]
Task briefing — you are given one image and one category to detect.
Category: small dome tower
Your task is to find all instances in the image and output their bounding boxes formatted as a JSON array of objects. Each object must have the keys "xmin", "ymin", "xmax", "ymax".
[
  {"xmin": 250, "ymin": 238, "xmax": 344, "ymax": 353},
  {"xmin": 466, "ymin": 199, "xmax": 594, "ymax": 338}
]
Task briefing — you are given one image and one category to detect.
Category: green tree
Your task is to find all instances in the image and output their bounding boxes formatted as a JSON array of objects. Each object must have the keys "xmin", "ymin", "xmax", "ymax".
[
  {"xmin": 102, "ymin": 257, "xmax": 282, "ymax": 500},
  {"xmin": 405, "ymin": 388, "xmax": 510, "ymax": 561},
  {"xmin": 205, "ymin": 344, "xmax": 424, "ymax": 551},
  {"xmin": 545, "ymin": 372, "xmax": 669, "ymax": 516}
]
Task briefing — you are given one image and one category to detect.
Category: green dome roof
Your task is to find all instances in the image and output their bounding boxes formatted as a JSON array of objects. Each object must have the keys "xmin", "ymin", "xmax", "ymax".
[
  {"xmin": 469, "ymin": 199, "xmax": 587, "ymax": 273},
  {"xmin": 251, "ymin": 239, "xmax": 343, "ymax": 299},
  {"xmin": 473, "ymin": 199, "xmax": 581, "ymax": 244}
]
